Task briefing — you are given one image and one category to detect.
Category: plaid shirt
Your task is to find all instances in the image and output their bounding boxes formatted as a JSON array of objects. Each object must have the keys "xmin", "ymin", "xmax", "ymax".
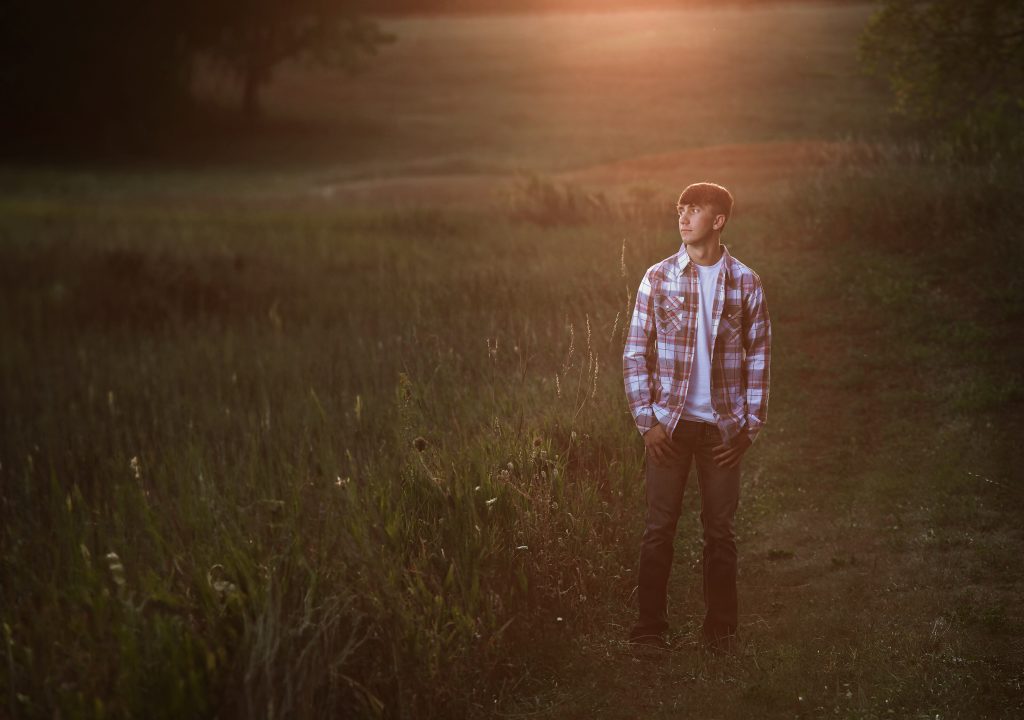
[{"xmin": 623, "ymin": 244, "xmax": 771, "ymax": 446}]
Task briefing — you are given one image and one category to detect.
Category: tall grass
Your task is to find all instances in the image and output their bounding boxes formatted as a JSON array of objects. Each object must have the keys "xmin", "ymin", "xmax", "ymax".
[
  {"xmin": 0, "ymin": 195, "xmax": 670, "ymax": 717},
  {"xmin": 3, "ymin": 145, "xmax": 1023, "ymax": 718}
]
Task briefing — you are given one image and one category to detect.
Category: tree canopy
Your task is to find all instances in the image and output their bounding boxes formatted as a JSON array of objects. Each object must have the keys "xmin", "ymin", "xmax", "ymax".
[
  {"xmin": 199, "ymin": 1, "xmax": 394, "ymax": 118},
  {"xmin": 860, "ymin": 0, "xmax": 1024, "ymax": 156}
]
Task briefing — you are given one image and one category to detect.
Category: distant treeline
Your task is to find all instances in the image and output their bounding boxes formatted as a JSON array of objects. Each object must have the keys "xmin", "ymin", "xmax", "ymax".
[
  {"xmin": 0, "ymin": 0, "xmax": 393, "ymax": 157},
  {"xmin": 4, "ymin": 0, "xmax": 1016, "ymax": 160},
  {"xmin": 365, "ymin": 0, "xmax": 870, "ymax": 14}
]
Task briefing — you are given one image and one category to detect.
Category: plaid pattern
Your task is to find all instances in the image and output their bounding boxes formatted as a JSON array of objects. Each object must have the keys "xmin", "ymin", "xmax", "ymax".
[{"xmin": 623, "ymin": 244, "xmax": 771, "ymax": 446}]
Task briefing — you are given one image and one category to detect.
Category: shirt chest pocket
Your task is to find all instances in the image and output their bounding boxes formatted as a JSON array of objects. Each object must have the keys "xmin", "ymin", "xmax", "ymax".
[
  {"xmin": 654, "ymin": 295, "xmax": 688, "ymax": 333},
  {"xmin": 718, "ymin": 307, "xmax": 743, "ymax": 339}
]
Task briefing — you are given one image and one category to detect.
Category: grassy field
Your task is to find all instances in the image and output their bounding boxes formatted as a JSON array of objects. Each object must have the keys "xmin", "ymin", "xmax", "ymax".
[
  {"xmin": 259, "ymin": 4, "xmax": 883, "ymax": 173},
  {"xmin": 2, "ymin": 3, "xmax": 1023, "ymax": 719},
  {"xmin": 2, "ymin": 4, "xmax": 883, "ymax": 200}
]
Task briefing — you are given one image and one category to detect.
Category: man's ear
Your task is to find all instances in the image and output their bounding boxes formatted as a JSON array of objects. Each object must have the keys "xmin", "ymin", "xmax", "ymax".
[{"xmin": 713, "ymin": 214, "xmax": 726, "ymax": 231}]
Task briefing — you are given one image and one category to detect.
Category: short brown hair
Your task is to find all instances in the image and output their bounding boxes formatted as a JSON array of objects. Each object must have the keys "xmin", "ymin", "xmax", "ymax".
[{"xmin": 677, "ymin": 182, "xmax": 735, "ymax": 227}]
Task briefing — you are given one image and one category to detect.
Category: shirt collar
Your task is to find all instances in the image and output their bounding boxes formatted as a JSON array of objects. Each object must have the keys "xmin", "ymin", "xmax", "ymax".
[{"xmin": 676, "ymin": 243, "xmax": 733, "ymax": 278}]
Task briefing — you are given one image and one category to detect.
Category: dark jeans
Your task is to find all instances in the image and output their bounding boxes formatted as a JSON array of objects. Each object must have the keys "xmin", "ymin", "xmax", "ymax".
[{"xmin": 632, "ymin": 420, "xmax": 741, "ymax": 641}]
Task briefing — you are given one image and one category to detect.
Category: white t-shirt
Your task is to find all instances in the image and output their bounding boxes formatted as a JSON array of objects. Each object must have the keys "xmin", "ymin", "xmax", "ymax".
[{"xmin": 680, "ymin": 254, "xmax": 724, "ymax": 423}]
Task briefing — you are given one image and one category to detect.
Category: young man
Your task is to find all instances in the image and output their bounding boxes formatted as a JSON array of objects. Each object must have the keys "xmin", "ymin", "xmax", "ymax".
[{"xmin": 622, "ymin": 181, "xmax": 771, "ymax": 651}]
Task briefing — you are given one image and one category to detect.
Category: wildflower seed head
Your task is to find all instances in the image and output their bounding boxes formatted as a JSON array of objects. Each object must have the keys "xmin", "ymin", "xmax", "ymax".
[
  {"xmin": 105, "ymin": 552, "xmax": 126, "ymax": 587},
  {"xmin": 212, "ymin": 579, "xmax": 239, "ymax": 599},
  {"xmin": 207, "ymin": 564, "xmax": 241, "ymax": 602},
  {"xmin": 413, "ymin": 436, "xmax": 428, "ymax": 452}
]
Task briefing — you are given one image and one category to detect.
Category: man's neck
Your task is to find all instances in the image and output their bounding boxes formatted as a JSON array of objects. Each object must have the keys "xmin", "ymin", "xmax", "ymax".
[{"xmin": 685, "ymin": 241, "xmax": 724, "ymax": 267}]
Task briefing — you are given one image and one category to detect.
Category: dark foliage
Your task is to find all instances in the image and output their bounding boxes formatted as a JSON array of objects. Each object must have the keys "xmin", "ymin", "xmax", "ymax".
[
  {"xmin": 860, "ymin": 0, "xmax": 1024, "ymax": 158},
  {"xmin": 201, "ymin": 1, "xmax": 394, "ymax": 118},
  {"xmin": 0, "ymin": 0, "xmax": 391, "ymax": 156},
  {"xmin": 0, "ymin": 1, "xmax": 198, "ymax": 154}
]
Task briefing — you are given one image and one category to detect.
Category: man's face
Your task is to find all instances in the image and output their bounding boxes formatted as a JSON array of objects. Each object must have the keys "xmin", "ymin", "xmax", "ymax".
[{"xmin": 677, "ymin": 202, "xmax": 723, "ymax": 246}]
